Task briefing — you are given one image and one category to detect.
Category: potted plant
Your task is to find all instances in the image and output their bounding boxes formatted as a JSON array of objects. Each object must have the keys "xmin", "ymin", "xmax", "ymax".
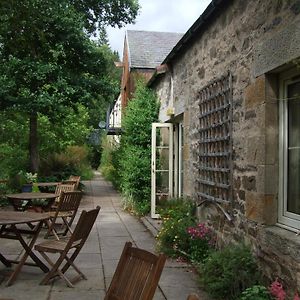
[{"xmin": 18, "ymin": 171, "xmax": 38, "ymax": 192}]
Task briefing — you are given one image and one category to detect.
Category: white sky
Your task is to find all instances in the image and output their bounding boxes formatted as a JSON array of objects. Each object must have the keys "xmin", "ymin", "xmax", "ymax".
[{"xmin": 106, "ymin": 0, "xmax": 211, "ymax": 58}]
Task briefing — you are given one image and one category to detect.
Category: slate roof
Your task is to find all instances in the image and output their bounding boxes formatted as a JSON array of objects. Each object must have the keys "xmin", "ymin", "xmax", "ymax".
[{"xmin": 126, "ymin": 30, "xmax": 184, "ymax": 69}]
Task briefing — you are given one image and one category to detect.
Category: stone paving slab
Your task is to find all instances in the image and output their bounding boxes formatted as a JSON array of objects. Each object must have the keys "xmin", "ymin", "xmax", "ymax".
[{"xmin": 0, "ymin": 172, "xmax": 212, "ymax": 300}]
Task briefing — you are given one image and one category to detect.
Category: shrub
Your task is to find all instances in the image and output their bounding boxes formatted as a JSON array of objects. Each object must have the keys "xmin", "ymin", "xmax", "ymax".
[
  {"xmin": 0, "ymin": 143, "xmax": 28, "ymax": 179},
  {"xmin": 199, "ymin": 243, "xmax": 261, "ymax": 300},
  {"xmin": 156, "ymin": 198, "xmax": 196, "ymax": 257},
  {"xmin": 39, "ymin": 145, "xmax": 92, "ymax": 180},
  {"xmin": 99, "ymin": 136, "xmax": 121, "ymax": 187},
  {"xmin": 117, "ymin": 81, "xmax": 159, "ymax": 215},
  {"xmin": 119, "ymin": 146, "xmax": 151, "ymax": 203},
  {"xmin": 187, "ymin": 223, "xmax": 216, "ymax": 263}
]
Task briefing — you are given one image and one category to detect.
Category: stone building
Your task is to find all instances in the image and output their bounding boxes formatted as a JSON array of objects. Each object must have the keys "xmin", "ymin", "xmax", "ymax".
[{"xmin": 148, "ymin": 0, "xmax": 300, "ymax": 289}]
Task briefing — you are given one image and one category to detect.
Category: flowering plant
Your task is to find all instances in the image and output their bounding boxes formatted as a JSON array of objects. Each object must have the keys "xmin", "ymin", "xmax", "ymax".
[
  {"xmin": 186, "ymin": 223, "xmax": 215, "ymax": 263},
  {"xmin": 18, "ymin": 171, "xmax": 37, "ymax": 184},
  {"xmin": 269, "ymin": 278, "xmax": 300, "ymax": 300}
]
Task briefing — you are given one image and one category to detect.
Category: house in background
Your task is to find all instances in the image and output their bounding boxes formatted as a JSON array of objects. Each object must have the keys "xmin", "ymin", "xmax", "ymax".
[
  {"xmin": 148, "ymin": 0, "xmax": 300, "ymax": 289},
  {"xmin": 105, "ymin": 30, "xmax": 183, "ymax": 136}
]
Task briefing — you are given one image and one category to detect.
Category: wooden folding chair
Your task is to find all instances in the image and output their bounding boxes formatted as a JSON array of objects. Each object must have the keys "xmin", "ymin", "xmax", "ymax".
[
  {"xmin": 53, "ymin": 183, "xmax": 76, "ymax": 204},
  {"xmin": 65, "ymin": 175, "xmax": 81, "ymax": 190},
  {"xmin": 45, "ymin": 191, "xmax": 82, "ymax": 240},
  {"xmin": 35, "ymin": 206, "xmax": 100, "ymax": 287},
  {"xmin": 105, "ymin": 241, "xmax": 166, "ymax": 300}
]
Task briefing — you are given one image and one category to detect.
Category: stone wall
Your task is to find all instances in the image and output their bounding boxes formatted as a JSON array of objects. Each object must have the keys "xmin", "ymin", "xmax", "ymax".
[{"xmin": 152, "ymin": 0, "xmax": 300, "ymax": 289}]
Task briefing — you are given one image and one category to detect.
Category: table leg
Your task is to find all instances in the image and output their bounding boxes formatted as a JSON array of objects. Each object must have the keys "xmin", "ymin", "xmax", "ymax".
[
  {"xmin": 5, "ymin": 221, "xmax": 49, "ymax": 286},
  {"xmin": 0, "ymin": 252, "xmax": 11, "ymax": 267}
]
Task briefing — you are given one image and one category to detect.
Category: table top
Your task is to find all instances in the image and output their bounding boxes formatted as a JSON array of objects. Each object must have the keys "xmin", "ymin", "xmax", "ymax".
[
  {"xmin": 36, "ymin": 182, "xmax": 60, "ymax": 187},
  {"xmin": 6, "ymin": 192, "xmax": 57, "ymax": 200},
  {"xmin": 0, "ymin": 211, "xmax": 49, "ymax": 225}
]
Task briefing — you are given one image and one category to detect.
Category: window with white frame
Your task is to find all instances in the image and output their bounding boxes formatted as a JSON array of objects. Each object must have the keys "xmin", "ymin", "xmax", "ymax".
[{"xmin": 279, "ymin": 68, "xmax": 300, "ymax": 230}]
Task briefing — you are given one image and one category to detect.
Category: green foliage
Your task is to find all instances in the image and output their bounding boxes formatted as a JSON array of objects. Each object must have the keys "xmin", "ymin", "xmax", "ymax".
[
  {"xmin": 117, "ymin": 81, "xmax": 159, "ymax": 215},
  {"xmin": 119, "ymin": 146, "xmax": 151, "ymax": 201},
  {"xmin": 100, "ymin": 136, "xmax": 121, "ymax": 187},
  {"xmin": 239, "ymin": 285, "xmax": 271, "ymax": 300},
  {"xmin": 0, "ymin": 143, "xmax": 28, "ymax": 179},
  {"xmin": 0, "ymin": 111, "xmax": 28, "ymax": 179},
  {"xmin": 0, "ymin": 181, "xmax": 13, "ymax": 206},
  {"xmin": 38, "ymin": 104, "xmax": 92, "ymax": 155},
  {"xmin": 186, "ymin": 223, "xmax": 216, "ymax": 263},
  {"xmin": 39, "ymin": 145, "xmax": 92, "ymax": 180},
  {"xmin": 156, "ymin": 198, "xmax": 197, "ymax": 257},
  {"xmin": 121, "ymin": 82, "xmax": 159, "ymax": 148},
  {"xmin": 0, "ymin": 0, "xmax": 135, "ymax": 171},
  {"xmin": 199, "ymin": 244, "xmax": 261, "ymax": 300}
]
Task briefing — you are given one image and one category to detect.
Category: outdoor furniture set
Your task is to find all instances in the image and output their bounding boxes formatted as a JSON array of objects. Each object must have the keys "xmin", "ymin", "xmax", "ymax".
[
  {"xmin": 0, "ymin": 176, "xmax": 83, "ymax": 286},
  {"xmin": 0, "ymin": 175, "xmax": 199, "ymax": 299}
]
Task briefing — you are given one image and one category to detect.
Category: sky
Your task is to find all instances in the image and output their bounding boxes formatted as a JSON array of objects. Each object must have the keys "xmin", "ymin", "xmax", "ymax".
[{"xmin": 106, "ymin": 0, "xmax": 212, "ymax": 58}]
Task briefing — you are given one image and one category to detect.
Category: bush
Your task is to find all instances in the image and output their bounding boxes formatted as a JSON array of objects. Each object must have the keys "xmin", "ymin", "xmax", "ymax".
[
  {"xmin": 156, "ymin": 198, "xmax": 197, "ymax": 257},
  {"xmin": 199, "ymin": 243, "xmax": 261, "ymax": 300},
  {"xmin": 39, "ymin": 145, "xmax": 92, "ymax": 180},
  {"xmin": 0, "ymin": 143, "xmax": 28, "ymax": 179},
  {"xmin": 99, "ymin": 136, "xmax": 121, "ymax": 187},
  {"xmin": 186, "ymin": 223, "xmax": 216, "ymax": 263},
  {"xmin": 117, "ymin": 81, "xmax": 159, "ymax": 215}
]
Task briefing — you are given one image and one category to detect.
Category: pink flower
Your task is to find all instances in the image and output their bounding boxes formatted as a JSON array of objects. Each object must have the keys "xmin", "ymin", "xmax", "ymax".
[{"xmin": 269, "ymin": 278, "xmax": 286, "ymax": 300}]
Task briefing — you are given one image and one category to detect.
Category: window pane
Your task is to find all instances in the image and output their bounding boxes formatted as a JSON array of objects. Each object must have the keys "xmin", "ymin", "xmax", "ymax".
[{"xmin": 287, "ymin": 80, "xmax": 300, "ymax": 214}]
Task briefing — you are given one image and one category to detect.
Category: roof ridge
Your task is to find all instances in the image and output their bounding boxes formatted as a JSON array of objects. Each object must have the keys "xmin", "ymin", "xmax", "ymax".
[{"xmin": 126, "ymin": 29, "xmax": 184, "ymax": 35}]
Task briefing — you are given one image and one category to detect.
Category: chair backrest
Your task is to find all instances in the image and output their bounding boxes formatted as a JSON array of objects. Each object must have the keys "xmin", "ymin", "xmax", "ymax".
[
  {"xmin": 68, "ymin": 206, "xmax": 100, "ymax": 246},
  {"xmin": 56, "ymin": 191, "xmax": 82, "ymax": 213},
  {"xmin": 68, "ymin": 175, "xmax": 81, "ymax": 190},
  {"xmin": 105, "ymin": 242, "xmax": 166, "ymax": 300},
  {"xmin": 54, "ymin": 183, "xmax": 76, "ymax": 203},
  {"xmin": 55, "ymin": 183, "xmax": 76, "ymax": 195}
]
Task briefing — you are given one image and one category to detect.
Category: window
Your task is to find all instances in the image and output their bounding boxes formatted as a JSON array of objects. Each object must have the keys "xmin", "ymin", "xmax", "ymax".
[{"xmin": 279, "ymin": 69, "xmax": 300, "ymax": 229}]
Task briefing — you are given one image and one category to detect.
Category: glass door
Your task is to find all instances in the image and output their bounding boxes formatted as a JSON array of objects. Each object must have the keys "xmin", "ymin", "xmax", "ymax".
[{"xmin": 151, "ymin": 123, "xmax": 173, "ymax": 218}]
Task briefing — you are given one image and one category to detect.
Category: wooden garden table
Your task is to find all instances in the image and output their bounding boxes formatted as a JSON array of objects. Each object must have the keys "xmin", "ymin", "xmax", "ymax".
[
  {"xmin": 0, "ymin": 211, "xmax": 50, "ymax": 286},
  {"xmin": 6, "ymin": 192, "xmax": 57, "ymax": 211}
]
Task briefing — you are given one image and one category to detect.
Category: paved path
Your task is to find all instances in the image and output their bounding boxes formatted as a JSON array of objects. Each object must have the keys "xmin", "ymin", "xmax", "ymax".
[{"xmin": 0, "ymin": 173, "xmax": 211, "ymax": 300}]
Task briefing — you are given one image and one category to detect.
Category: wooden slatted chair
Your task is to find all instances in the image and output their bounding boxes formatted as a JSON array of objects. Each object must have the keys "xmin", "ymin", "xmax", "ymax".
[
  {"xmin": 35, "ymin": 206, "xmax": 100, "ymax": 287},
  {"xmin": 45, "ymin": 191, "xmax": 82, "ymax": 240},
  {"xmin": 50, "ymin": 182, "xmax": 76, "ymax": 210},
  {"xmin": 105, "ymin": 242, "xmax": 166, "ymax": 300},
  {"xmin": 67, "ymin": 175, "xmax": 81, "ymax": 190}
]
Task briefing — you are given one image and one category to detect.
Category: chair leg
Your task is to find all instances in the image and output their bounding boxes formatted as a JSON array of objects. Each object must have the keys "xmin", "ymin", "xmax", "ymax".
[
  {"xmin": 62, "ymin": 215, "xmax": 76, "ymax": 236},
  {"xmin": 44, "ymin": 219, "xmax": 60, "ymax": 240},
  {"xmin": 61, "ymin": 216, "xmax": 73, "ymax": 236},
  {"xmin": 38, "ymin": 251, "xmax": 75, "ymax": 288},
  {"xmin": 37, "ymin": 250, "xmax": 86, "ymax": 288}
]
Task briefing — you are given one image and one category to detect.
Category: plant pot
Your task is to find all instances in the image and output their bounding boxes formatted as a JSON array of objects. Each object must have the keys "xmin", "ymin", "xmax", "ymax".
[{"xmin": 22, "ymin": 184, "xmax": 33, "ymax": 192}]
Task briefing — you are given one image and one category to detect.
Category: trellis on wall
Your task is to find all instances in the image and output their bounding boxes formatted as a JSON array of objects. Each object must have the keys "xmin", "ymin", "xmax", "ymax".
[{"xmin": 195, "ymin": 72, "xmax": 233, "ymax": 217}]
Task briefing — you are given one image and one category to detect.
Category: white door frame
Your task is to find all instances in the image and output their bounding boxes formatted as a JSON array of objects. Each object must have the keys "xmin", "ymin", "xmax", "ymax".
[{"xmin": 151, "ymin": 123, "xmax": 173, "ymax": 218}]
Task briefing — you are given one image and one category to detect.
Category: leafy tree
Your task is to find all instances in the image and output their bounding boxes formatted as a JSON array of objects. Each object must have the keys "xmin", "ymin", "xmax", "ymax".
[{"xmin": 0, "ymin": 0, "xmax": 138, "ymax": 172}]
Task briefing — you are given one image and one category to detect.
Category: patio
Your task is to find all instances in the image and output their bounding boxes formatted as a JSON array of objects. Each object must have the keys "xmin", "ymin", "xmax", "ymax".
[{"xmin": 0, "ymin": 172, "xmax": 210, "ymax": 300}]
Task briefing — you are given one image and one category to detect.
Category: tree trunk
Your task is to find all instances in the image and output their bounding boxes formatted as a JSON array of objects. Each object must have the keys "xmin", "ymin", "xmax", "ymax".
[{"xmin": 29, "ymin": 112, "xmax": 39, "ymax": 173}]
